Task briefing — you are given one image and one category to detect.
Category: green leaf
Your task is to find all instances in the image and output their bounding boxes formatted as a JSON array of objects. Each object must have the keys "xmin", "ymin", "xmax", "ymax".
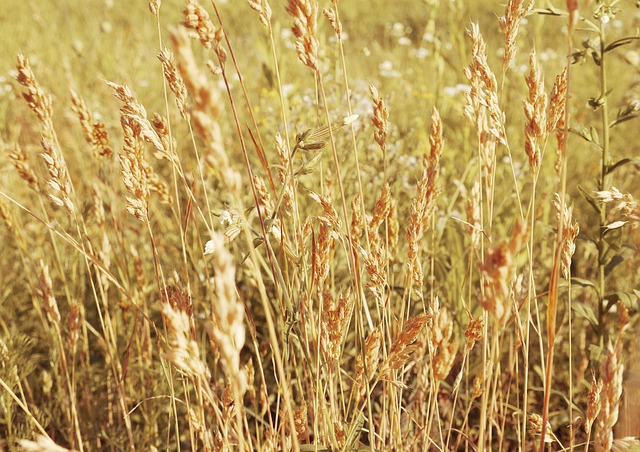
[
  {"xmin": 606, "ymin": 157, "xmax": 640, "ymax": 175},
  {"xmin": 610, "ymin": 113, "xmax": 639, "ymax": 128},
  {"xmin": 605, "ymin": 291, "xmax": 640, "ymax": 308},
  {"xmin": 571, "ymin": 277, "xmax": 597, "ymax": 288},
  {"xmin": 604, "ymin": 244, "xmax": 636, "ymax": 276},
  {"xmin": 589, "ymin": 344, "xmax": 604, "ymax": 363},
  {"xmin": 578, "ymin": 185, "xmax": 601, "ymax": 214},
  {"xmin": 604, "ymin": 36, "xmax": 640, "ymax": 53},
  {"xmin": 572, "ymin": 302, "xmax": 598, "ymax": 327}
]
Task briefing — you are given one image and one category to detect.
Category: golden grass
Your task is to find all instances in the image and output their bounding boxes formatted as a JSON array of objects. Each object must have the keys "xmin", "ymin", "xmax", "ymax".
[{"xmin": 1, "ymin": 0, "xmax": 640, "ymax": 451}]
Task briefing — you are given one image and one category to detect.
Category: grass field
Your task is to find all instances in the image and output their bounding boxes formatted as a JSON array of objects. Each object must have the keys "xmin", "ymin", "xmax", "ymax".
[{"xmin": 1, "ymin": 0, "xmax": 640, "ymax": 450}]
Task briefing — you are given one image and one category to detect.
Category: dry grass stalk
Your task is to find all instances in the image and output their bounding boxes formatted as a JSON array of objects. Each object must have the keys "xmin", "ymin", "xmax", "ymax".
[
  {"xmin": 15, "ymin": 56, "xmax": 76, "ymax": 214},
  {"xmin": 148, "ymin": 0, "xmax": 160, "ymax": 16},
  {"xmin": 387, "ymin": 195, "xmax": 399, "ymax": 262},
  {"xmin": 478, "ymin": 220, "xmax": 526, "ymax": 324},
  {"xmin": 118, "ymin": 120, "xmax": 150, "ymax": 223},
  {"xmin": 320, "ymin": 289, "xmax": 352, "ymax": 370},
  {"xmin": 552, "ymin": 193, "xmax": 579, "ymax": 279},
  {"xmin": 0, "ymin": 198, "xmax": 16, "ymax": 237},
  {"xmin": 254, "ymin": 174, "xmax": 275, "ymax": 220},
  {"xmin": 162, "ymin": 302, "xmax": 210, "ymax": 380},
  {"xmin": 323, "ymin": 6, "xmax": 342, "ymax": 39},
  {"xmin": 15, "ymin": 54, "xmax": 53, "ymax": 138},
  {"xmin": 168, "ymin": 27, "xmax": 236, "ymax": 190},
  {"xmin": 66, "ymin": 302, "xmax": 81, "ymax": 356},
  {"xmin": 70, "ymin": 89, "xmax": 113, "ymax": 159},
  {"xmin": 312, "ymin": 218, "xmax": 334, "ymax": 288},
  {"xmin": 248, "ymin": 0, "xmax": 272, "ymax": 29},
  {"xmin": 523, "ymin": 49, "xmax": 547, "ymax": 172},
  {"xmin": 369, "ymin": 84, "xmax": 389, "ymax": 155},
  {"xmin": 285, "ymin": 0, "xmax": 319, "ymax": 72},
  {"xmin": 594, "ymin": 338, "xmax": 625, "ymax": 452},
  {"xmin": 41, "ymin": 138, "xmax": 75, "ymax": 215},
  {"xmin": 355, "ymin": 327, "xmax": 382, "ymax": 401},
  {"xmin": 157, "ymin": 48, "xmax": 189, "ymax": 120},
  {"xmin": 151, "ymin": 113, "xmax": 175, "ymax": 161},
  {"xmin": 464, "ymin": 23, "xmax": 506, "ymax": 146},
  {"xmin": 586, "ymin": 373, "xmax": 603, "ymax": 436},
  {"xmin": 528, "ymin": 413, "xmax": 553, "ymax": 444},
  {"xmin": 183, "ymin": 0, "xmax": 217, "ymax": 49},
  {"xmin": 547, "ymin": 67, "xmax": 569, "ymax": 135},
  {"xmin": 363, "ymin": 184, "xmax": 392, "ymax": 302},
  {"xmin": 8, "ymin": 145, "xmax": 39, "ymax": 190},
  {"xmin": 108, "ymin": 81, "xmax": 172, "ymax": 219},
  {"xmin": 188, "ymin": 406, "xmax": 215, "ymax": 449},
  {"xmin": 464, "ymin": 24, "xmax": 506, "ymax": 197},
  {"xmin": 406, "ymin": 107, "xmax": 443, "ymax": 286},
  {"xmin": 293, "ymin": 400, "xmax": 308, "ymax": 441},
  {"xmin": 350, "ymin": 195, "xmax": 364, "ymax": 244},
  {"xmin": 204, "ymin": 232, "xmax": 247, "ymax": 394},
  {"xmin": 274, "ymin": 133, "xmax": 294, "ymax": 214},
  {"xmin": 380, "ymin": 314, "xmax": 430, "ymax": 374},
  {"xmin": 547, "ymin": 67, "xmax": 569, "ymax": 173},
  {"xmin": 465, "ymin": 181, "xmax": 482, "ymax": 249},
  {"xmin": 499, "ymin": 0, "xmax": 534, "ymax": 72},
  {"xmin": 464, "ymin": 314, "xmax": 485, "ymax": 352},
  {"xmin": 38, "ymin": 259, "xmax": 61, "ymax": 325},
  {"xmin": 429, "ymin": 301, "xmax": 458, "ymax": 381}
]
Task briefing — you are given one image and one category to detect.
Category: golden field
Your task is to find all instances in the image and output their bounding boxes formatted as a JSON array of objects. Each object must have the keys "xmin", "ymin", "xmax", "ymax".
[{"xmin": 1, "ymin": 0, "xmax": 640, "ymax": 450}]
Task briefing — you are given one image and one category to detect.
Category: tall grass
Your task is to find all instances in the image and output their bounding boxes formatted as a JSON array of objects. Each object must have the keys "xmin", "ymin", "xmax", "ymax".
[{"xmin": 1, "ymin": 0, "xmax": 639, "ymax": 450}]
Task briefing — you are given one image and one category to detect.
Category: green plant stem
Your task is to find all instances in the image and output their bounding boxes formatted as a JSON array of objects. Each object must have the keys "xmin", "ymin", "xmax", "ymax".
[{"xmin": 597, "ymin": 19, "xmax": 611, "ymax": 345}]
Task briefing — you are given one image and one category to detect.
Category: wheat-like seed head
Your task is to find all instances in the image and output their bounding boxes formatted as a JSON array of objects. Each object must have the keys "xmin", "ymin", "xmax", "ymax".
[
  {"xmin": 37, "ymin": 260, "xmax": 61, "ymax": 326},
  {"xmin": 204, "ymin": 232, "xmax": 247, "ymax": 394},
  {"xmin": 464, "ymin": 314, "xmax": 485, "ymax": 352},
  {"xmin": 248, "ymin": 0, "xmax": 272, "ymax": 29},
  {"xmin": 148, "ymin": 0, "xmax": 160, "ymax": 16},
  {"xmin": 41, "ymin": 138, "xmax": 75, "ymax": 215},
  {"xmin": 158, "ymin": 48, "xmax": 189, "ymax": 120},
  {"xmin": 320, "ymin": 288, "xmax": 352, "ymax": 370},
  {"xmin": 355, "ymin": 327, "xmax": 382, "ymax": 401},
  {"xmin": 586, "ymin": 373, "xmax": 603, "ymax": 434},
  {"xmin": 478, "ymin": 220, "xmax": 527, "ymax": 324},
  {"xmin": 285, "ymin": 0, "xmax": 319, "ymax": 72},
  {"xmin": 323, "ymin": 6, "xmax": 342, "ymax": 38},
  {"xmin": 70, "ymin": 89, "xmax": 113, "ymax": 159},
  {"xmin": 528, "ymin": 413, "xmax": 553, "ymax": 444},
  {"xmin": 16, "ymin": 54, "xmax": 53, "ymax": 134},
  {"xmin": 381, "ymin": 314, "xmax": 430, "ymax": 374},
  {"xmin": 499, "ymin": 0, "xmax": 534, "ymax": 73},
  {"xmin": 552, "ymin": 194, "xmax": 579, "ymax": 279},
  {"xmin": 8, "ymin": 145, "xmax": 39, "ymax": 190},
  {"xmin": 183, "ymin": 0, "xmax": 216, "ymax": 49},
  {"xmin": 523, "ymin": 49, "xmax": 547, "ymax": 172},
  {"xmin": 162, "ymin": 302, "xmax": 210, "ymax": 381},
  {"xmin": 428, "ymin": 301, "xmax": 458, "ymax": 381},
  {"xmin": 369, "ymin": 84, "xmax": 389, "ymax": 155},
  {"xmin": 406, "ymin": 107, "xmax": 443, "ymax": 286},
  {"xmin": 594, "ymin": 338, "xmax": 624, "ymax": 452}
]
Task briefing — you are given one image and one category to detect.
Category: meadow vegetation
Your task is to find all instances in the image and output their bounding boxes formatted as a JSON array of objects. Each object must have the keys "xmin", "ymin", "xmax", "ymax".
[{"xmin": 1, "ymin": 0, "xmax": 640, "ymax": 450}]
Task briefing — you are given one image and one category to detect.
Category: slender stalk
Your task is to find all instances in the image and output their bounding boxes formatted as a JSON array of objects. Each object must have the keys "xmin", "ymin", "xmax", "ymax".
[{"xmin": 597, "ymin": 18, "xmax": 610, "ymax": 345}]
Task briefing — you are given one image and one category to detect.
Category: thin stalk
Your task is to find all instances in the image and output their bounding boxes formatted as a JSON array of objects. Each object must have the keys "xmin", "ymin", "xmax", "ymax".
[{"xmin": 597, "ymin": 18, "xmax": 610, "ymax": 344}]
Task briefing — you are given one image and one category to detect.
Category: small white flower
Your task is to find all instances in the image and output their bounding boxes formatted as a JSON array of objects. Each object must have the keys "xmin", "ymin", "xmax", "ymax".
[
  {"xmin": 219, "ymin": 210, "xmax": 233, "ymax": 225},
  {"xmin": 204, "ymin": 239, "xmax": 216, "ymax": 255},
  {"xmin": 343, "ymin": 114, "xmax": 359, "ymax": 125},
  {"xmin": 605, "ymin": 220, "xmax": 627, "ymax": 231}
]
